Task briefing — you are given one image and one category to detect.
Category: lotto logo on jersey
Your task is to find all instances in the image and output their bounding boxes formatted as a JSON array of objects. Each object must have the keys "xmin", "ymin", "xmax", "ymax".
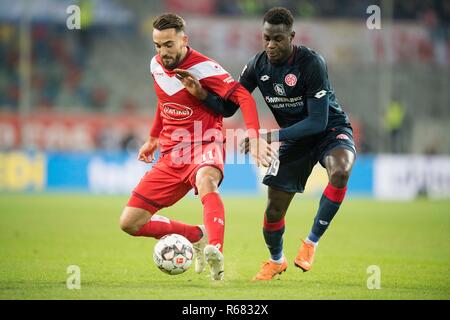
[
  {"xmin": 284, "ymin": 73, "xmax": 297, "ymax": 87},
  {"xmin": 162, "ymin": 103, "xmax": 193, "ymax": 120},
  {"xmin": 314, "ymin": 90, "xmax": 327, "ymax": 99}
]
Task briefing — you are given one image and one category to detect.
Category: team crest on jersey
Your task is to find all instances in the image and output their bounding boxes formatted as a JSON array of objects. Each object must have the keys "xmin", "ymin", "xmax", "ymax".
[
  {"xmin": 284, "ymin": 73, "xmax": 297, "ymax": 87},
  {"xmin": 273, "ymin": 83, "xmax": 286, "ymax": 96},
  {"xmin": 162, "ymin": 103, "xmax": 193, "ymax": 120}
]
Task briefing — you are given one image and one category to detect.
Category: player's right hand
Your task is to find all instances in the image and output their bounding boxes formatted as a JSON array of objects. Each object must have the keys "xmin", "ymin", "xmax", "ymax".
[
  {"xmin": 138, "ymin": 137, "xmax": 159, "ymax": 163},
  {"xmin": 173, "ymin": 68, "xmax": 208, "ymax": 100}
]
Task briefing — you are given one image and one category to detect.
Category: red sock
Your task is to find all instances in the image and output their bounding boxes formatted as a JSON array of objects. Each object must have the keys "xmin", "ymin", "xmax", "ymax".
[
  {"xmin": 202, "ymin": 192, "xmax": 225, "ymax": 252},
  {"xmin": 263, "ymin": 215, "xmax": 285, "ymax": 231},
  {"xmin": 323, "ymin": 182, "xmax": 347, "ymax": 203},
  {"xmin": 134, "ymin": 214, "xmax": 202, "ymax": 243}
]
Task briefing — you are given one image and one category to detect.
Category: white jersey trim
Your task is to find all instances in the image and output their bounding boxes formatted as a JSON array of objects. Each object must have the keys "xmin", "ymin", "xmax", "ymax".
[{"xmin": 150, "ymin": 56, "xmax": 230, "ymax": 96}]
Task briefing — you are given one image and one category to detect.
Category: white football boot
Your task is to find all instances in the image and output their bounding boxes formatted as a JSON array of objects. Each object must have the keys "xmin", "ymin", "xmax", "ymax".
[
  {"xmin": 192, "ymin": 225, "xmax": 207, "ymax": 273},
  {"xmin": 204, "ymin": 244, "xmax": 224, "ymax": 280}
]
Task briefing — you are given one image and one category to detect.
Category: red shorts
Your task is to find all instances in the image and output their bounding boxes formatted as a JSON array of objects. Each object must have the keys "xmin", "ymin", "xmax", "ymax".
[{"xmin": 127, "ymin": 142, "xmax": 225, "ymax": 213}]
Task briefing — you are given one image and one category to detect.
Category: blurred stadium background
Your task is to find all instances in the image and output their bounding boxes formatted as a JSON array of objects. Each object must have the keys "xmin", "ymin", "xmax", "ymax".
[
  {"xmin": 0, "ymin": 0, "xmax": 449, "ymax": 198},
  {"xmin": 0, "ymin": 0, "xmax": 449, "ymax": 300}
]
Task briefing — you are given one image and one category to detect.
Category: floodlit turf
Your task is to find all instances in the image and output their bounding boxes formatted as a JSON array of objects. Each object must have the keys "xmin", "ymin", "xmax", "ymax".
[{"xmin": 0, "ymin": 194, "xmax": 449, "ymax": 300}]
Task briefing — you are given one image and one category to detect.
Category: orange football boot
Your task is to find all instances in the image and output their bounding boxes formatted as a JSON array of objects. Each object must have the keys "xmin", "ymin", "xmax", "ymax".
[
  {"xmin": 253, "ymin": 258, "xmax": 288, "ymax": 280},
  {"xmin": 294, "ymin": 240, "xmax": 316, "ymax": 272}
]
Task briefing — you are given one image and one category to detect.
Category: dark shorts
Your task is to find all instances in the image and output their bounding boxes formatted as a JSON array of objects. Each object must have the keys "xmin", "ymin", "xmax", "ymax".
[{"xmin": 263, "ymin": 126, "xmax": 356, "ymax": 193}]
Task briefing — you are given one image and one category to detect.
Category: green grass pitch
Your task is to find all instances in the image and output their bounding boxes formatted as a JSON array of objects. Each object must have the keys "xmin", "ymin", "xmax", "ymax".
[{"xmin": 0, "ymin": 194, "xmax": 449, "ymax": 299}]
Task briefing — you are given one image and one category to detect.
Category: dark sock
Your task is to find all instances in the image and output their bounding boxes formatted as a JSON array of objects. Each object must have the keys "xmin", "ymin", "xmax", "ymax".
[
  {"xmin": 263, "ymin": 216, "xmax": 285, "ymax": 262},
  {"xmin": 309, "ymin": 183, "xmax": 347, "ymax": 243}
]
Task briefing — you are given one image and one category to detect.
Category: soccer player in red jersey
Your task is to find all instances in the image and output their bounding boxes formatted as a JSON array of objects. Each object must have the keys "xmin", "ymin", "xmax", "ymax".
[{"xmin": 119, "ymin": 13, "xmax": 274, "ymax": 281}]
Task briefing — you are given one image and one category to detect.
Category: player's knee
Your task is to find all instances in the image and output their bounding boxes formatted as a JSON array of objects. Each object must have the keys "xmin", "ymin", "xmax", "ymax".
[
  {"xmin": 329, "ymin": 166, "xmax": 351, "ymax": 187},
  {"xmin": 196, "ymin": 173, "xmax": 219, "ymax": 194},
  {"xmin": 119, "ymin": 210, "xmax": 140, "ymax": 235},
  {"xmin": 265, "ymin": 205, "xmax": 285, "ymax": 223}
]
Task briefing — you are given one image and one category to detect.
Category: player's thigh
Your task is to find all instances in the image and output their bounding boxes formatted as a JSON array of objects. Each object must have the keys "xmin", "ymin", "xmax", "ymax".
[
  {"xmin": 189, "ymin": 142, "xmax": 225, "ymax": 196},
  {"xmin": 263, "ymin": 145, "xmax": 316, "ymax": 193},
  {"xmin": 128, "ymin": 165, "xmax": 192, "ymax": 213},
  {"xmin": 318, "ymin": 127, "xmax": 356, "ymax": 184}
]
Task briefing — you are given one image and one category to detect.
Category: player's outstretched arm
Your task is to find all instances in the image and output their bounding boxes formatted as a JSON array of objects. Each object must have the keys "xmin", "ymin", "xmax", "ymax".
[
  {"xmin": 174, "ymin": 68, "xmax": 239, "ymax": 117},
  {"xmin": 276, "ymin": 96, "xmax": 329, "ymax": 141},
  {"xmin": 227, "ymin": 85, "xmax": 278, "ymax": 167}
]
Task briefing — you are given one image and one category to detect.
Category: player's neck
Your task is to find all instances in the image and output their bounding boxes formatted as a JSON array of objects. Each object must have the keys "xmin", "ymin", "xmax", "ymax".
[{"xmin": 178, "ymin": 46, "xmax": 188, "ymax": 65}]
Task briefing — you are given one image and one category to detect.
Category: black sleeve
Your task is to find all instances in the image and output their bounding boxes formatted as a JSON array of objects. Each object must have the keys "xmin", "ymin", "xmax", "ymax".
[
  {"xmin": 203, "ymin": 91, "xmax": 239, "ymax": 118},
  {"xmin": 278, "ymin": 96, "xmax": 329, "ymax": 141},
  {"xmin": 304, "ymin": 54, "xmax": 331, "ymax": 98},
  {"xmin": 202, "ymin": 55, "xmax": 258, "ymax": 118}
]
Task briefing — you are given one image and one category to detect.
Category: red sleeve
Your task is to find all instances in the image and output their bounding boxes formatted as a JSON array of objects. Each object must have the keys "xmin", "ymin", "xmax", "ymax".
[
  {"xmin": 149, "ymin": 105, "xmax": 163, "ymax": 138},
  {"xmin": 200, "ymin": 73, "xmax": 240, "ymax": 100},
  {"xmin": 200, "ymin": 69, "xmax": 260, "ymax": 138},
  {"xmin": 227, "ymin": 84, "xmax": 260, "ymax": 139}
]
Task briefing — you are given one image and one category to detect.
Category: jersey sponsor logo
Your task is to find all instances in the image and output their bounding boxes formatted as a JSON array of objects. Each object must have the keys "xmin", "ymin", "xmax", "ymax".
[
  {"xmin": 273, "ymin": 83, "xmax": 287, "ymax": 96},
  {"xmin": 314, "ymin": 90, "xmax": 327, "ymax": 99},
  {"xmin": 336, "ymin": 133, "xmax": 350, "ymax": 140},
  {"xmin": 284, "ymin": 73, "xmax": 297, "ymax": 87},
  {"xmin": 162, "ymin": 103, "xmax": 193, "ymax": 120},
  {"xmin": 260, "ymin": 75, "xmax": 270, "ymax": 81}
]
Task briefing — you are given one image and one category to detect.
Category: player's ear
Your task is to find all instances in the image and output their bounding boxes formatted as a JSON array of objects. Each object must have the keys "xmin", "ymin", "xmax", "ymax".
[
  {"xmin": 290, "ymin": 31, "xmax": 295, "ymax": 42},
  {"xmin": 182, "ymin": 34, "xmax": 188, "ymax": 46}
]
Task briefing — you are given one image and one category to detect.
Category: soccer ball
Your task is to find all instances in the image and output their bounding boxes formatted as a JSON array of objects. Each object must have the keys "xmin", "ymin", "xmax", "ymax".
[{"xmin": 153, "ymin": 234, "xmax": 194, "ymax": 275}]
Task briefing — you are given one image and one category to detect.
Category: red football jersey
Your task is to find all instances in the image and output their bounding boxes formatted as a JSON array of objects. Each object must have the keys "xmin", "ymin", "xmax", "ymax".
[{"xmin": 149, "ymin": 47, "xmax": 259, "ymax": 153}]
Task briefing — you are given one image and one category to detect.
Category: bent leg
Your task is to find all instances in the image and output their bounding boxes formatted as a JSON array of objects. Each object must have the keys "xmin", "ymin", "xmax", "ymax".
[
  {"xmin": 195, "ymin": 165, "xmax": 225, "ymax": 251},
  {"xmin": 308, "ymin": 147, "xmax": 355, "ymax": 243},
  {"xmin": 119, "ymin": 164, "xmax": 203, "ymax": 242},
  {"xmin": 119, "ymin": 206, "xmax": 203, "ymax": 242}
]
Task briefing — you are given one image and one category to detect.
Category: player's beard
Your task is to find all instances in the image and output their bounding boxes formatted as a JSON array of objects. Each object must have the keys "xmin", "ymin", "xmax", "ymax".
[{"xmin": 161, "ymin": 52, "xmax": 182, "ymax": 70}]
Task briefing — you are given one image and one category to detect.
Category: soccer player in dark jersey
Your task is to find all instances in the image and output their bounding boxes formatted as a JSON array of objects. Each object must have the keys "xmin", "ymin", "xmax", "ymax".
[
  {"xmin": 175, "ymin": 7, "xmax": 356, "ymax": 280},
  {"xmin": 119, "ymin": 13, "xmax": 273, "ymax": 281}
]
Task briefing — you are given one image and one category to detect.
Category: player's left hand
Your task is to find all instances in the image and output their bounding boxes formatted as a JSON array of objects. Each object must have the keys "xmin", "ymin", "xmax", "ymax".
[
  {"xmin": 239, "ymin": 130, "xmax": 278, "ymax": 154},
  {"xmin": 174, "ymin": 68, "xmax": 208, "ymax": 100},
  {"xmin": 247, "ymin": 137, "xmax": 278, "ymax": 167}
]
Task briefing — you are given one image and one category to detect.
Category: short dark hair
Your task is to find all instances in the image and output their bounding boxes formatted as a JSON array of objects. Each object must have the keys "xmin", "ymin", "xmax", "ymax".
[
  {"xmin": 153, "ymin": 13, "xmax": 185, "ymax": 32},
  {"xmin": 263, "ymin": 7, "xmax": 294, "ymax": 29}
]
